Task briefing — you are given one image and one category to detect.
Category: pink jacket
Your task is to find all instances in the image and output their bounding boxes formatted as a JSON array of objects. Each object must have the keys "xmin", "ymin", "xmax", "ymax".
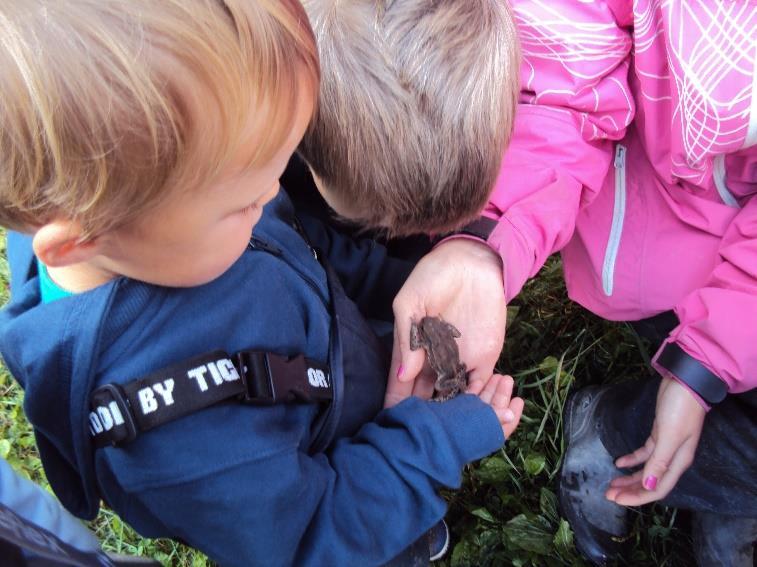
[{"xmin": 484, "ymin": 0, "xmax": 757, "ymax": 396}]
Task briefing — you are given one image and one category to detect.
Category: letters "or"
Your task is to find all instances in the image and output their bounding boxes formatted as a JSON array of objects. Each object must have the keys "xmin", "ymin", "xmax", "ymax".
[{"xmin": 307, "ymin": 368, "xmax": 329, "ymax": 388}]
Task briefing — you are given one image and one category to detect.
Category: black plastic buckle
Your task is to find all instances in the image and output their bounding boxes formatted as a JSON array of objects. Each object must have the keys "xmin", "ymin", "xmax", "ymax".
[
  {"xmin": 235, "ymin": 351, "xmax": 331, "ymax": 405},
  {"xmin": 235, "ymin": 351, "xmax": 276, "ymax": 404},
  {"xmin": 90, "ymin": 383, "xmax": 138, "ymax": 447}
]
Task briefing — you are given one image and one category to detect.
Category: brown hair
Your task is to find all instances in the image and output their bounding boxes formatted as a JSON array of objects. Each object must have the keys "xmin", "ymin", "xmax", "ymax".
[
  {"xmin": 0, "ymin": 0, "xmax": 318, "ymax": 238},
  {"xmin": 299, "ymin": 0, "xmax": 519, "ymax": 236}
]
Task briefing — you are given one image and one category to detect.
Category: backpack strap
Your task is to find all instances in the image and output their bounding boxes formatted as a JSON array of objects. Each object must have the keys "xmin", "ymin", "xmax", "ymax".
[{"xmin": 89, "ymin": 349, "xmax": 331, "ymax": 448}]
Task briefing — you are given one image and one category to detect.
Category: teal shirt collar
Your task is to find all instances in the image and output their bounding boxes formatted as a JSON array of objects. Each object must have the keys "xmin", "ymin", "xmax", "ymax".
[{"xmin": 36, "ymin": 258, "xmax": 73, "ymax": 303}]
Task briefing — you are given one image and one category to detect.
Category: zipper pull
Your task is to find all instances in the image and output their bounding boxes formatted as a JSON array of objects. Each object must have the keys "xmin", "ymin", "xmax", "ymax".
[
  {"xmin": 614, "ymin": 144, "xmax": 627, "ymax": 168},
  {"xmin": 248, "ymin": 236, "xmax": 282, "ymax": 257},
  {"xmin": 291, "ymin": 216, "xmax": 319, "ymax": 261}
]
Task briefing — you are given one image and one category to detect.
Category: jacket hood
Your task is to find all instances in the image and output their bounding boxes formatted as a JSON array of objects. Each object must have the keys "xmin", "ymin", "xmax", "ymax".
[{"xmin": 0, "ymin": 232, "xmax": 119, "ymax": 519}]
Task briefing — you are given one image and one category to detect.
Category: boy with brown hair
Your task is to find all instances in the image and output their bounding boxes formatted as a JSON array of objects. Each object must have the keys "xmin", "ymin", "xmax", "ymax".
[
  {"xmin": 0, "ymin": 1, "xmax": 523, "ymax": 565},
  {"xmin": 299, "ymin": 0, "xmax": 520, "ymax": 235}
]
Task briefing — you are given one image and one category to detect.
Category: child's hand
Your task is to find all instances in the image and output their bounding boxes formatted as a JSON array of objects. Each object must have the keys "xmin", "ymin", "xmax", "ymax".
[
  {"xmin": 605, "ymin": 377, "xmax": 706, "ymax": 506},
  {"xmin": 467, "ymin": 374, "xmax": 524, "ymax": 439},
  {"xmin": 385, "ymin": 240, "xmax": 507, "ymax": 408}
]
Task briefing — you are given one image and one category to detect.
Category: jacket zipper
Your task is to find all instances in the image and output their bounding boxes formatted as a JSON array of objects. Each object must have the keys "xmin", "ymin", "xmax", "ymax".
[
  {"xmin": 602, "ymin": 144, "xmax": 627, "ymax": 297},
  {"xmin": 247, "ymin": 236, "xmax": 328, "ymax": 309},
  {"xmin": 713, "ymin": 154, "xmax": 740, "ymax": 208}
]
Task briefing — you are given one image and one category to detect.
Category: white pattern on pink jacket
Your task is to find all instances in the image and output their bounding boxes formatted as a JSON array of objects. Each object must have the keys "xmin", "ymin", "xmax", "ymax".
[{"xmin": 485, "ymin": 0, "xmax": 757, "ymax": 394}]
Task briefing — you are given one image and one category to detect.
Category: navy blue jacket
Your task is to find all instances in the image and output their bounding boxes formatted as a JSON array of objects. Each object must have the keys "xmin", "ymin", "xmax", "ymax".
[{"xmin": 0, "ymin": 192, "xmax": 504, "ymax": 566}]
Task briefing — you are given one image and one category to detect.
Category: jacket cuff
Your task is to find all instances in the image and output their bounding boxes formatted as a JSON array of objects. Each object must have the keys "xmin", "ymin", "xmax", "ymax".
[
  {"xmin": 652, "ymin": 341, "xmax": 727, "ymax": 406},
  {"xmin": 425, "ymin": 394, "xmax": 505, "ymax": 463},
  {"xmin": 486, "ymin": 216, "xmax": 534, "ymax": 303}
]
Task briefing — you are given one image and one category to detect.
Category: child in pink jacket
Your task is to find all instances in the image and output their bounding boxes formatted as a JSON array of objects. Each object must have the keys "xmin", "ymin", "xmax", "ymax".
[{"xmin": 388, "ymin": 1, "xmax": 757, "ymax": 564}]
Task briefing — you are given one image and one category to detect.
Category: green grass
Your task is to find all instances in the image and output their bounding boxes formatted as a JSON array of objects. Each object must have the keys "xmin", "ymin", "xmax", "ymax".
[{"xmin": 0, "ymin": 232, "xmax": 692, "ymax": 566}]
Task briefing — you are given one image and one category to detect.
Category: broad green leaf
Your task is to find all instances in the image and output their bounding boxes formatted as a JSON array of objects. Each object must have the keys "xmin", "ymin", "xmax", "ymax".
[
  {"xmin": 450, "ymin": 536, "xmax": 478, "ymax": 567},
  {"xmin": 524, "ymin": 453, "xmax": 546, "ymax": 477},
  {"xmin": 553, "ymin": 519, "xmax": 574, "ymax": 552},
  {"xmin": 471, "ymin": 507, "xmax": 496, "ymax": 523},
  {"xmin": 539, "ymin": 356, "xmax": 559, "ymax": 375},
  {"xmin": 502, "ymin": 514, "xmax": 553, "ymax": 555},
  {"xmin": 475, "ymin": 455, "xmax": 511, "ymax": 485},
  {"xmin": 539, "ymin": 487, "xmax": 558, "ymax": 523}
]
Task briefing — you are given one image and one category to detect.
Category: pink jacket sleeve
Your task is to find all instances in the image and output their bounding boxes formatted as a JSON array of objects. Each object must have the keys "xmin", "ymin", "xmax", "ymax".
[
  {"xmin": 486, "ymin": 0, "xmax": 635, "ymax": 302},
  {"xmin": 656, "ymin": 196, "xmax": 757, "ymax": 394}
]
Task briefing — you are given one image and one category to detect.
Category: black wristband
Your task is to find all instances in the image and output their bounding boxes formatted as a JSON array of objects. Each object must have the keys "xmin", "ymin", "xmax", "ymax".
[
  {"xmin": 657, "ymin": 342, "xmax": 728, "ymax": 404},
  {"xmin": 436, "ymin": 216, "xmax": 497, "ymax": 243}
]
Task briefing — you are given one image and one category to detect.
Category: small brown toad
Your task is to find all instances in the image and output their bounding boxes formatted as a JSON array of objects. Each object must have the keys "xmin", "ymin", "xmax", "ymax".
[{"xmin": 409, "ymin": 316, "xmax": 468, "ymax": 402}]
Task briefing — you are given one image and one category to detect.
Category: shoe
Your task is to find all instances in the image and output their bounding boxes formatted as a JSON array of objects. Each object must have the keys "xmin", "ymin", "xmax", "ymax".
[
  {"xmin": 382, "ymin": 520, "xmax": 449, "ymax": 566},
  {"xmin": 692, "ymin": 511, "xmax": 757, "ymax": 567},
  {"xmin": 428, "ymin": 519, "xmax": 450, "ymax": 562},
  {"xmin": 559, "ymin": 386, "xmax": 629, "ymax": 566}
]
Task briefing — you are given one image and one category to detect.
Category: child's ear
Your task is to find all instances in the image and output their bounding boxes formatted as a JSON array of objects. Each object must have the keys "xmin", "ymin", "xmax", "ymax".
[{"xmin": 32, "ymin": 220, "xmax": 103, "ymax": 268}]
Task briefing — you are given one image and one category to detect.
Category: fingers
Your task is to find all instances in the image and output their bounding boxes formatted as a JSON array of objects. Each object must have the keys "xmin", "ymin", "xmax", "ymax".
[
  {"xmin": 384, "ymin": 342, "xmax": 413, "ymax": 408},
  {"xmin": 383, "ymin": 384, "xmax": 412, "ymax": 408},
  {"xmin": 466, "ymin": 378, "xmax": 486, "ymax": 396},
  {"xmin": 477, "ymin": 373, "xmax": 503, "ymax": 405},
  {"xmin": 492, "ymin": 374, "xmax": 515, "ymax": 421},
  {"xmin": 615, "ymin": 436, "xmax": 655, "ymax": 469},
  {"xmin": 467, "ymin": 363, "xmax": 498, "ymax": 391},
  {"xmin": 411, "ymin": 372, "xmax": 436, "ymax": 400},
  {"xmin": 608, "ymin": 469, "xmax": 643, "ymax": 490},
  {"xmin": 389, "ymin": 314, "xmax": 426, "ymax": 384},
  {"xmin": 477, "ymin": 375, "xmax": 524, "ymax": 439},
  {"xmin": 606, "ymin": 437, "xmax": 698, "ymax": 507},
  {"xmin": 384, "ymin": 329, "xmax": 415, "ymax": 408},
  {"xmin": 502, "ymin": 397, "xmax": 524, "ymax": 439}
]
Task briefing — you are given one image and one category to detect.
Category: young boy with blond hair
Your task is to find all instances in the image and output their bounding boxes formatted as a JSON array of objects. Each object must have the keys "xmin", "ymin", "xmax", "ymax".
[{"xmin": 0, "ymin": 1, "xmax": 523, "ymax": 565}]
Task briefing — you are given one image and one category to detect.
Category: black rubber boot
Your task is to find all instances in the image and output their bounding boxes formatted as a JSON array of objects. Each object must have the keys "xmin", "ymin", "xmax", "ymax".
[
  {"xmin": 383, "ymin": 520, "xmax": 450, "ymax": 567},
  {"xmin": 559, "ymin": 386, "xmax": 629, "ymax": 566},
  {"xmin": 692, "ymin": 511, "xmax": 757, "ymax": 567},
  {"xmin": 428, "ymin": 519, "xmax": 450, "ymax": 562}
]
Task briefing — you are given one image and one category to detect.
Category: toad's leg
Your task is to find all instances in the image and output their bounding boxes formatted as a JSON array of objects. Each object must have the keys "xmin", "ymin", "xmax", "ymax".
[{"xmin": 409, "ymin": 320, "xmax": 422, "ymax": 351}]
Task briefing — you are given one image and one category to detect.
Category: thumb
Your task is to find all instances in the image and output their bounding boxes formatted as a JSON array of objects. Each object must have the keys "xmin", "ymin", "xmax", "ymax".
[{"xmin": 389, "ymin": 314, "xmax": 426, "ymax": 383}]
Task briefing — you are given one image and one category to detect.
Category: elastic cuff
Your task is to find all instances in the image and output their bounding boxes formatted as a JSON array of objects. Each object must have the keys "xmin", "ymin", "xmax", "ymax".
[
  {"xmin": 486, "ymin": 217, "xmax": 532, "ymax": 303},
  {"xmin": 425, "ymin": 394, "xmax": 505, "ymax": 461},
  {"xmin": 652, "ymin": 341, "xmax": 727, "ymax": 406},
  {"xmin": 432, "ymin": 233, "xmax": 489, "ymax": 250}
]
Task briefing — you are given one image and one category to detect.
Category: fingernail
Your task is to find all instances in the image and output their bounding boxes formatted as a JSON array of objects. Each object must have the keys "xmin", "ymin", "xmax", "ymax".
[
  {"xmin": 397, "ymin": 364, "xmax": 405, "ymax": 379},
  {"xmin": 643, "ymin": 476, "xmax": 658, "ymax": 490},
  {"xmin": 502, "ymin": 409, "xmax": 515, "ymax": 422}
]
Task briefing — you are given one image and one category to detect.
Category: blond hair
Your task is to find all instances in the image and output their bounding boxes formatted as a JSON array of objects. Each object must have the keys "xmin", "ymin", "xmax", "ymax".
[
  {"xmin": 0, "ymin": 0, "xmax": 318, "ymax": 238},
  {"xmin": 299, "ymin": 0, "xmax": 519, "ymax": 236}
]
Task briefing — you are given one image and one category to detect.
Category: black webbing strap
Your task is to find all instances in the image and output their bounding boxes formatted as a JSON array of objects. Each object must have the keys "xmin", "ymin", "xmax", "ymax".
[
  {"xmin": 435, "ymin": 216, "xmax": 498, "ymax": 243},
  {"xmin": 89, "ymin": 349, "xmax": 331, "ymax": 448},
  {"xmin": 657, "ymin": 342, "xmax": 728, "ymax": 404}
]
